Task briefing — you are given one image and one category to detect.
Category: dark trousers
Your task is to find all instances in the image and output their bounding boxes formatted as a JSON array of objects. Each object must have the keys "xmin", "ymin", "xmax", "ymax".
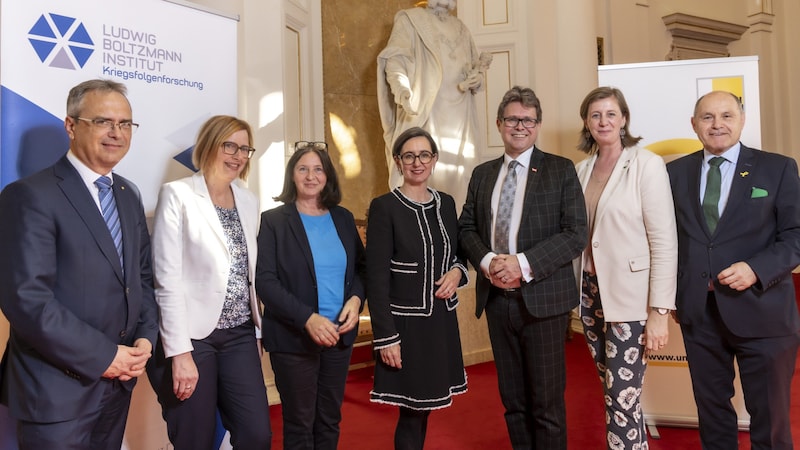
[
  {"xmin": 485, "ymin": 289, "xmax": 569, "ymax": 450},
  {"xmin": 17, "ymin": 379, "xmax": 130, "ymax": 450},
  {"xmin": 394, "ymin": 407, "xmax": 430, "ymax": 450},
  {"xmin": 270, "ymin": 343, "xmax": 353, "ymax": 450},
  {"xmin": 149, "ymin": 322, "xmax": 272, "ymax": 450},
  {"xmin": 682, "ymin": 292, "xmax": 800, "ymax": 450}
]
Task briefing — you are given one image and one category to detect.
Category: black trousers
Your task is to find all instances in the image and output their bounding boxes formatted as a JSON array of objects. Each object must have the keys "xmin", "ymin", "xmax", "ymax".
[
  {"xmin": 682, "ymin": 291, "xmax": 800, "ymax": 450},
  {"xmin": 485, "ymin": 289, "xmax": 569, "ymax": 450},
  {"xmin": 270, "ymin": 343, "xmax": 353, "ymax": 450},
  {"xmin": 148, "ymin": 321, "xmax": 272, "ymax": 450}
]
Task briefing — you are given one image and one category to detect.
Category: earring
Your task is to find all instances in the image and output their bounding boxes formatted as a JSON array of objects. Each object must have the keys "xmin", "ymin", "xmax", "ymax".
[{"xmin": 620, "ymin": 129, "xmax": 627, "ymax": 137}]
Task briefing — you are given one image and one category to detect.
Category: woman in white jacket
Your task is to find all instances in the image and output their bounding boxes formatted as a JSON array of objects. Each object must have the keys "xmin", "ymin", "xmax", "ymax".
[
  {"xmin": 147, "ymin": 115, "xmax": 271, "ymax": 449},
  {"xmin": 574, "ymin": 87, "xmax": 677, "ymax": 450}
]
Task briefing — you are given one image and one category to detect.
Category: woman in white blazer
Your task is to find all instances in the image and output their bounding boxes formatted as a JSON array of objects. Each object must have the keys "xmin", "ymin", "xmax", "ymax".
[
  {"xmin": 574, "ymin": 87, "xmax": 677, "ymax": 450},
  {"xmin": 147, "ymin": 116, "xmax": 271, "ymax": 449}
]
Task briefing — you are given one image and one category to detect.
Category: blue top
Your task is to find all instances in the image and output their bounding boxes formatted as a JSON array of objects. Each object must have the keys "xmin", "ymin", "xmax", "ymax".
[{"xmin": 300, "ymin": 212, "xmax": 346, "ymax": 322}]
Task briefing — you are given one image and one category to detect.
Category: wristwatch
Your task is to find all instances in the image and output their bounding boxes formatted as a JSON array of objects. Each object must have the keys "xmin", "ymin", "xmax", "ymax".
[{"xmin": 651, "ymin": 307, "xmax": 670, "ymax": 315}]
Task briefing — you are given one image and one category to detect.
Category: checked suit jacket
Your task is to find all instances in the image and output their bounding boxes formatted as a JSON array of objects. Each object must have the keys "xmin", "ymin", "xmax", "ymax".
[{"xmin": 459, "ymin": 147, "xmax": 588, "ymax": 319}]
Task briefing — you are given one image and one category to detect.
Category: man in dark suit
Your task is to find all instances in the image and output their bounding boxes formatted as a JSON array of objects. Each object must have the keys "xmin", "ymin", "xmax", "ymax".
[
  {"xmin": 667, "ymin": 90, "xmax": 800, "ymax": 450},
  {"xmin": 459, "ymin": 86, "xmax": 587, "ymax": 449},
  {"xmin": 0, "ymin": 79, "xmax": 158, "ymax": 449}
]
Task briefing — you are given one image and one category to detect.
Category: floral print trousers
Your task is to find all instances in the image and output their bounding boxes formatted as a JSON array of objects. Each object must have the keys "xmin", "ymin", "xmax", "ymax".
[{"xmin": 581, "ymin": 272, "xmax": 649, "ymax": 450}]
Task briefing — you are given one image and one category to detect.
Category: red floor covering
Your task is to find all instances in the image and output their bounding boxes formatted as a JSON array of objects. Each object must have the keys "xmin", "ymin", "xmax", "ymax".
[{"xmin": 269, "ymin": 334, "xmax": 800, "ymax": 449}]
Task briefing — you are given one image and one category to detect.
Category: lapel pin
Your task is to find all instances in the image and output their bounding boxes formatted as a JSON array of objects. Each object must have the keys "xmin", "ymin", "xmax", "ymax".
[
  {"xmin": 740, "ymin": 171, "xmax": 749, "ymax": 177},
  {"xmin": 531, "ymin": 167, "xmax": 537, "ymax": 173}
]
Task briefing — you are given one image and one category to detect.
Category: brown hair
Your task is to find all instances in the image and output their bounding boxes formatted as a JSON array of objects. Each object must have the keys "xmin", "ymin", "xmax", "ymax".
[
  {"xmin": 192, "ymin": 115, "xmax": 254, "ymax": 180},
  {"xmin": 274, "ymin": 144, "xmax": 342, "ymax": 208},
  {"xmin": 577, "ymin": 86, "xmax": 642, "ymax": 153}
]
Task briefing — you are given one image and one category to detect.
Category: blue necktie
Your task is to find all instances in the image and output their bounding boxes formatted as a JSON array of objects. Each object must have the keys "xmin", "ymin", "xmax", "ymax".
[
  {"xmin": 702, "ymin": 157, "xmax": 725, "ymax": 234},
  {"xmin": 494, "ymin": 160, "xmax": 519, "ymax": 254},
  {"xmin": 95, "ymin": 176, "xmax": 124, "ymax": 268}
]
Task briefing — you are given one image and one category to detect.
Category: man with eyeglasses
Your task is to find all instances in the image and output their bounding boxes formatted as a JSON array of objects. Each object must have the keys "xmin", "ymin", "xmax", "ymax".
[
  {"xmin": 459, "ymin": 86, "xmax": 587, "ymax": 449},
  {"xmin": 0, "ymin": 79, "xmax": 158, "ymax": 449}
]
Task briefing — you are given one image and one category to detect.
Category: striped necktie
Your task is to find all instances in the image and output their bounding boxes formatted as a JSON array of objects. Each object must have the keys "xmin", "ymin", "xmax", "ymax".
[{"xmin": 95, "ymin": 176, "xmax": 124, "ymax": 269}]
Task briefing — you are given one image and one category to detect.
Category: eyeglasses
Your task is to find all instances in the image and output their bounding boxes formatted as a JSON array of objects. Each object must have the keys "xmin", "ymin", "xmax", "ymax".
[
  {"xmin": 74, "ymin": 117, "xmax": 139, "ymax": 134},
  {"xmin": 221, "ymin": 141, "xmax": 256, "ymax": 159},
  {"xmin": 398, "ymin": 151, "xmax": 435, "ymax": 165},
  {"xmin": 295, "ymin": 141, "xmax": 328, "ymax": 152},
  {"xmin": 502, "ymin": 117, "xmax": 539, "ymax": 128}
]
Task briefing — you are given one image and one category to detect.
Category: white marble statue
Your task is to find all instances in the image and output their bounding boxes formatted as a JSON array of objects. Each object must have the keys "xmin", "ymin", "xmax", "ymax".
[{"xmin": 377, "ymin": 0, "xmax": 491, "ymax": 208}]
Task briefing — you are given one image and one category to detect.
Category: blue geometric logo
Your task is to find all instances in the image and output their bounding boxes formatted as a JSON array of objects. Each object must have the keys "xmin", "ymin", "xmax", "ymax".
[{"xmin": 28, "ymin": 13, "xmax": 94, "ymax": 70}]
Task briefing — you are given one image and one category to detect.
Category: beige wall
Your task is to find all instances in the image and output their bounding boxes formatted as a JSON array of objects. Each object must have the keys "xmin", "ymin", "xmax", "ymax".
[{"xmin": 595, "ymin": 0, "xmax": 800, "ymax": 162}]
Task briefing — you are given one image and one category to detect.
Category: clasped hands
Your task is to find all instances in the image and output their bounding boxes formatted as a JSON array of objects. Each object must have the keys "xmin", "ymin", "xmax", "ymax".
[
  {"xmin": 488, "ymin": 254, "xmax": 522, "ymax": 289},
  {"xmin": 102, "ymin": 338, "xmax": 152, "ymax": 382},
  {"xmin": 306, "ymin": 295, "xmax": 362, "ymax": 348}
]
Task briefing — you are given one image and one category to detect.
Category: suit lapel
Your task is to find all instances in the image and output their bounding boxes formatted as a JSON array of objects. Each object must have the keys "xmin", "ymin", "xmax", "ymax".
[
  {"xmin": 594, "ymin": 148, "xmax": 635, "ymax": 227},
  {"xmin": 285, "ymin": 203, "xmax": 317, "ymax": 281},
  {"xmin": 112, "ymin": 176, "xmax": 136, "ymax": 284},
  {"xmin": 521, "ymin": 148, "xmax": 544, "ymax": 214},
  {"xmin": 55, "ymin": 157, "xmax": 124, "ymax": 282},
  {"xmin": 480, "ymin": 157, "xmax": 503, "ymax": 243},
  {"xmin": 718, "ymin": 145, "xmax": 756, "ymax": 231},
  {"xmin": 685, "ymin": 151, "xmax": 710, "ymax": 236},
  {"xmin": 191, "ymin": 173, "xmax": 229, "ymax": 252}
]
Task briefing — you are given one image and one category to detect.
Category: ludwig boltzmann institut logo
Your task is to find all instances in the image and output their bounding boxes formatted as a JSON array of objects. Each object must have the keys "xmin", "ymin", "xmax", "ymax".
[
  {"xmin": 25, "ymin": 10, "xmax": 203, "ymax": 94},
  {"xmin": 27, "ymin": 12, "xmax": 94, "ymax": 70}
]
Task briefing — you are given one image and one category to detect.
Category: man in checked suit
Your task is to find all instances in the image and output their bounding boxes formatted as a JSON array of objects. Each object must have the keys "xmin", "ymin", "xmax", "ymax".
[
  {"xmin": 0, "ymin": 79, "xmax": 158, "ymax": 449},
  {"xmin": 459, "ymin": 86, "xmax": 587, "ymax": 449},
  {"xmin": 667, "ymin": 91, "xmax": 800, "ymax": 450}
]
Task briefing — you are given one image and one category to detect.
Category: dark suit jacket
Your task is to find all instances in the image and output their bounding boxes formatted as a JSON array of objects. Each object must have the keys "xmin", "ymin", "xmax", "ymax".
[
  {"xmin": 459, "ymin": 148, "xmax": 588, "ymax": 319},
  {"xmin": 0, "ymin": 155, "xmax": 158, "ymax": 423},
  {"xmin": 256, "ymin": 203, "xmax": 366, "ymax": 353},
  {"xmin": 365, "ymin": 189, "xmax": 468, "ymax": 348},
  {"xmin": 667, "ymin": 145, "xmax": 800, "ymax": 337}
]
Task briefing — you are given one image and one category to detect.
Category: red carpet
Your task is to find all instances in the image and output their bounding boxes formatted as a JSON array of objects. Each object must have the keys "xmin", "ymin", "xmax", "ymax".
[{"xmin": 269, "ymin": 336, "xmax": 800, "ymax": 449}]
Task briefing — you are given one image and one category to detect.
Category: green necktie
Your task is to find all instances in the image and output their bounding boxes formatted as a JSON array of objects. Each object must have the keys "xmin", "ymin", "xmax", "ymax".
[{"xmin": 702, "ymin": 157, "xmax": 725, "ymax": 233}]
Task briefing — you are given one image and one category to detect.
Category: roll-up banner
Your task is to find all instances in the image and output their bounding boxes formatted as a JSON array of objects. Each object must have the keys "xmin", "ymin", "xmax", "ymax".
[
  {"xmin": 1, "ymin": 0, "xmax": 237, "ymax": 448},
  {"xmin": 598, "ymin": 56, "xmax": 760, "ymax": 431}
]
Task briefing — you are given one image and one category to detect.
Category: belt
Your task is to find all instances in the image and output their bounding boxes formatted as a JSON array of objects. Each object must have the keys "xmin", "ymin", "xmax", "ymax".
[{"xmin": 491, "ymin": 286, "xmax": 523, "ymax": 298}]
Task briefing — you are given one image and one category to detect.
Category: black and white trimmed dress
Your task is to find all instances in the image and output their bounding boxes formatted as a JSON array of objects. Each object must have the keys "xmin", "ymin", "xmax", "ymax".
[{"xmin": 367, "ymin": 188, "xmax": 468, "ymax": 410}]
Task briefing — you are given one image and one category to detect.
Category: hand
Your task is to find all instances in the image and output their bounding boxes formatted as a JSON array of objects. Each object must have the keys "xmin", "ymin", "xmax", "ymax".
[
  {"xmin": 379, "ymin": 344, "xmax": 402, "ymax": 369},
  {"xmin": 395, "ymin": 90, "xmax": 417, "ymax": 115},
  {"xmin": 459, "ymin": 73, "xmax": 483, "ymax": 93},
  {"xmin": 717, "ymin": 262, "xmax": 757, "ymax": 291},
  {"xmin": 434, "ymin": 268, "xmax": 462, "ymax": 299},
  {"xmin": 489, "ymin": 254, "xmax": 522, "ymax": 288},
  {"xmin": 644, "ymin": 310, "xmax": 670, "ymax": 353},
  {"xmin": 102, "ymin": 343, "xmax": 151, "ymax": 381},
  {"xmin": 305, "ymin": 313, "xmax": 341, "ymax": 348},
  {"xmin": 171, "ymin": 352, "xmax": 199, "ymax": 401},
  {"xmin": 336, "ymin": 296, "xmax": 362, "ymax": 334}
]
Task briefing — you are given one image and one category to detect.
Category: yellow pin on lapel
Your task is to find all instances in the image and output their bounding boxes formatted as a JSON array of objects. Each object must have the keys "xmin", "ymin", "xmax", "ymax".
[{"xmin": 740, "ymin": 171, "xmax": 749, "ymax": 177}]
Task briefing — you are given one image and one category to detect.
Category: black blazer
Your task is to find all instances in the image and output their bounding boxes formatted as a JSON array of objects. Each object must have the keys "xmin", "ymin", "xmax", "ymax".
[
  {"xmin": 459, "ymin": 149, "xmax": 588, "ymax": 318},
  {"xmin": 667, "ymin": 145, "xmax": 800, "ymax": 337},
  {"xmin": 0, "ymin": 156, "xmax": 158, "ymax": 422},
  {"xmin": 365, "ymin": 189, "xmax": 468, "ymax": 348},
  {"xmin": 256, "ymin": 203, "xmax": 366, "ymax": 353}
]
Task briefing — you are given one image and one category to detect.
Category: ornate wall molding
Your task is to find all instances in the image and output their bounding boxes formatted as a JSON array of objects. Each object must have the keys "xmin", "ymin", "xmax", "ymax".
[{"xmin": 662, "ymin": 12, "xmax": 748, "ymax": 60}]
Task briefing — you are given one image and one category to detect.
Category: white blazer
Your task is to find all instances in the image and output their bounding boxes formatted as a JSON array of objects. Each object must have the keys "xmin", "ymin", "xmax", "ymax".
[
  {"xmin": 152, "ymin": 172, "xmax": 261, "ymax": 358},
  {"xmin": 574, "ymin": 146, "xmax": 677, "ymax": 322}
]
